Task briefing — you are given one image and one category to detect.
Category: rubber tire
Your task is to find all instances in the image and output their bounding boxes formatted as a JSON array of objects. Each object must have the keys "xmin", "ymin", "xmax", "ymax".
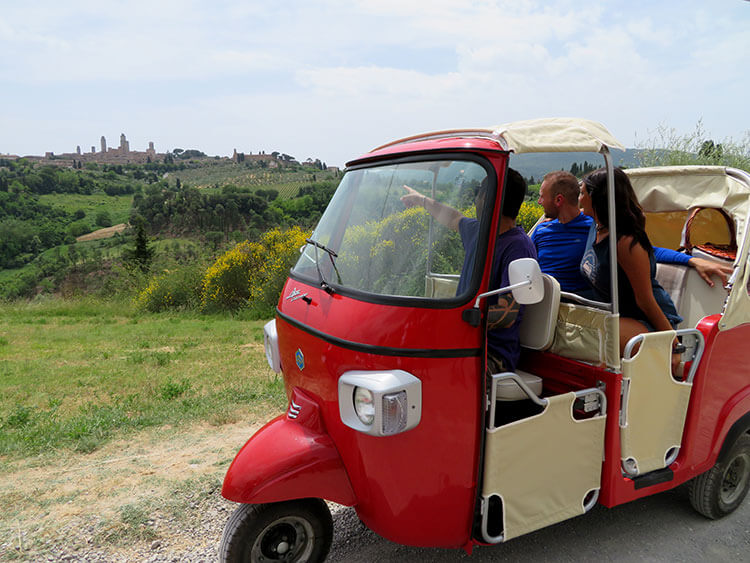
[
  {"xmin": 219, "ymin": 499, "xmax": 333, "ymax": 563},
  {"xmin": 689, "ymin": 433, "xmax": 750, "ymax": 519}
]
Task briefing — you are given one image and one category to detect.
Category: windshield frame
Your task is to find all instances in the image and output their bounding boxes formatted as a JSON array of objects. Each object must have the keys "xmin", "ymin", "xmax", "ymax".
[{"xmin": 288, "ymin": 151, "xmax": 501, "ymax": 309}]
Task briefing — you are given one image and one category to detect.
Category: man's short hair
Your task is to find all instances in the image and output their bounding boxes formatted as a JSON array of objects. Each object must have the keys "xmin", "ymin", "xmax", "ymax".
[
  {"xmin": 501, "ymin": 168, "xmax": 527, "ymax": 219},
  {"xmin": 542, "ymin": 170, "xmax": 579, "ymax": 205}
]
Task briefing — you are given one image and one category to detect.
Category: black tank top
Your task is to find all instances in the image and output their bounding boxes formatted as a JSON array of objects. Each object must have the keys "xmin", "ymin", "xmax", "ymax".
[{"xmin": 580, "ymin": 236, "xmax": 652, "ymax": 322}]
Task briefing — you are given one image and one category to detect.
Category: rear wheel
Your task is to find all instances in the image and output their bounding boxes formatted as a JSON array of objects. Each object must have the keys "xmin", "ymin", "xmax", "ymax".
[
  {"xmin": 219, "ymin": 499, "xmax": 333, "ymax": 562},
  {"xmin": 689, "ymin": 433, "xmax": 750, "ymax": 519}
]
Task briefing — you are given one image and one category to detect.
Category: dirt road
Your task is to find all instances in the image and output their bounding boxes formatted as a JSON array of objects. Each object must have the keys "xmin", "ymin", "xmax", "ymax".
[{"xmin": 2, "ymin": 418, "xmax": 748, "ymax": 562}]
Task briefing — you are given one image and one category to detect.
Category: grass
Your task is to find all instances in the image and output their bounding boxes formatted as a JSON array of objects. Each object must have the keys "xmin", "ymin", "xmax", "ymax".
[
  {"xmin": 38, "ymin": 192, "xmax": 135, "ymax": 225},
  {"xmin": 0, "ymin": 297, "xmax": 286, "ymax": 459}
]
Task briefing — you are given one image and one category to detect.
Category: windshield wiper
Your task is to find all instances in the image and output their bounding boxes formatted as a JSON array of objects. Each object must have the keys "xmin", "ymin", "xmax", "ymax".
[{"xmin": 305, "ymin": 238, "xmax": 342, "ymax": 293}]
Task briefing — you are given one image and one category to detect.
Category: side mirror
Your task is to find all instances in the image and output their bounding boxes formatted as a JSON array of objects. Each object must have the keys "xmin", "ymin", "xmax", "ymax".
[
  {"xmin": 463, "ymin": 258, "xmax": 545, "ymax": 326},
  {"xmin": 507, "ymin": 258, "xmax": 544, "ymax": 305}
]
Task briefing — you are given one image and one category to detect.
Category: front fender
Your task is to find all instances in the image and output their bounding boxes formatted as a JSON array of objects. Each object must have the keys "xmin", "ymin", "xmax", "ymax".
[{"xmin": 221, "ymin": 388, "xmax": 356, "ymax": 506}]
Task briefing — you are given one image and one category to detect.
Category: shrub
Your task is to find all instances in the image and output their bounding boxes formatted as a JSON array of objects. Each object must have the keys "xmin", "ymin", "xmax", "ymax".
[
  {"xmin": 201, "ymin": 226, "xmax": 310, "ymax": 313},
  {"xmin": 517, "ymin": 201, "xmax": 544, "ymax": 232},
  {"xmin": 95, "ymin": 210, "xmax": 112, "ymax": 228},
  {"xmin": 248, "ymin": 226, "xmax": 310, "ymax": 316},
  {"xmin": 200, "ymin": 240, "xmax": 262, "ymax": 311},
  {"xmin": 68, "ymin": 220, "xmax": 91, "ymax": 237},
  {"xmin": 159, "ymin": 378, "xmax": 191, "ymax": 400},
  {"xmin": 135, "ymin": 263, "xmax": 203, "ymax": 312}
]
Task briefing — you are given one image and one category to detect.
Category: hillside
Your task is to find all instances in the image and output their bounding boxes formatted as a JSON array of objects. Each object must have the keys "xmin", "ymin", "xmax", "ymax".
[
  {"xmin": 0, "ymin": 157, "xmax": 339, "ymax": 299},
  {"xmin": 511, "ymin": 148, "xmax": 642, "ymax": 183}
]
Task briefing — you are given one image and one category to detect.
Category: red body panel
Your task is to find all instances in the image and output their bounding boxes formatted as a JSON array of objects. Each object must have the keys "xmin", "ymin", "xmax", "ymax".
[
  {"xmin": 222, "ymin": 388, "xmax": 356, "ymax": 506},
  {"xmin": 275, "ymin": 282, "xmax": 484, "ymax": 547}
]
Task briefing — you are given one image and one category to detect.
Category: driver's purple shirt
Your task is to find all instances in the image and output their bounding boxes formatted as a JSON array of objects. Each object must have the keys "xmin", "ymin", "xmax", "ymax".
[{"xmin": 458, "ymin": 218, "xmax": 537, "ymax": 371}]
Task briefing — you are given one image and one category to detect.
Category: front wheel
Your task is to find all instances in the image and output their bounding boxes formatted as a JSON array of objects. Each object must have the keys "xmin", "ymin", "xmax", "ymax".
[
  {"xmin": 219, "ymin": 498, "xmax": 333, "ymax": 562},
  {"xmin": 689, "ymin": 433, "xmax": 750, "ymax": 519}
]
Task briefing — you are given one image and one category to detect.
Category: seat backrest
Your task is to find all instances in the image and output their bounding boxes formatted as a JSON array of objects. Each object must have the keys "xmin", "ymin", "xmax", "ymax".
[
  {"xmin": 519, "ymin": 274, "xmax": 561, "ymax": 351},
  {"xmin": 655, "ymin": 261, "xmax": 729, "ymax": 328},
  {"xmin": 548, "ymin": 302, "xmax": 620, "ymax": 368}
]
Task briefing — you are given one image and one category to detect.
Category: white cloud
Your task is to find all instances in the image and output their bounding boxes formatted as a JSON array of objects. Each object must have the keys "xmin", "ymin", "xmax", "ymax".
[{"xmin": 1, "ymin": 0, "xmax": 748, "ymax": 164}]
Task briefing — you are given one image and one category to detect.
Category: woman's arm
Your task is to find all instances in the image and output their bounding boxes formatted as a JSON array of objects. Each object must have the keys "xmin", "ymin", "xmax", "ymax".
[
  {"xmin": 617, "ymin": 237, "xmax": 673, "ymax": 332},
  {"xmin": 653, "ymin": 247, "xmax": 732, "ymax": 287}
]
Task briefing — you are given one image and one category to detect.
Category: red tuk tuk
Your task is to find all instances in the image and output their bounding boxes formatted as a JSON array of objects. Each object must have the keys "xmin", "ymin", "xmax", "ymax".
[{"xmin": 220, "ymin": 118, "xmax": 750, "ymax": 562}]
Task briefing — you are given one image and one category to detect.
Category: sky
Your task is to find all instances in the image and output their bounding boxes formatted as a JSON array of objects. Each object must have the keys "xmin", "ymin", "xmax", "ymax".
[{"xmin": 1, "ymin": 0, "xmax": 749, "ymax": 168}]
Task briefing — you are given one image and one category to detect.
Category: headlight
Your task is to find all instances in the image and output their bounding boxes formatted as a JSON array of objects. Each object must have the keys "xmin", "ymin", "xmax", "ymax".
[
  {"xmin": 353, "ymin": 387, "xmax": 375, "ymax": 426},
  {"xmin": 338, "ymin": 370, "xmax": 421, "ymax": 437}
]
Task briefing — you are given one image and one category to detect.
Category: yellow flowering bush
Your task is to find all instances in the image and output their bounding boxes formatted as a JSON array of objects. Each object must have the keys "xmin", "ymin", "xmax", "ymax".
[
  {"xmin": 201, "ymin": 241, "xmax": 263, "ymax": 311},
  {"xmin": 248, "ymin": 226, "xmax": 310, "ymax": 316},
  {"xmin": 517, "ymin": 201, "xmax": 544, "ymax": 232},
  {"xmin": 201, "ymin": 226, "xmax": 310, "ymax": 313}
]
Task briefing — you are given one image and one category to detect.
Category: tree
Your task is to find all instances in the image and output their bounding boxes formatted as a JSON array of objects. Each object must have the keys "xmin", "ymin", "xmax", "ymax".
[
  {"xmin": 699, "ymin": 140, "xmax": 724, "ymax": 162},
  {"xmin": 124, "ymin": 219, "xmax": 154, "ymax": 273}
]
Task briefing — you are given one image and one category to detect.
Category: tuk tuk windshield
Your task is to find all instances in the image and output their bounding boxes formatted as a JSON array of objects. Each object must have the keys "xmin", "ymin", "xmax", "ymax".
[{"xmin": 292, "ymin": 159, "xmax": 490, "ymax": 300}]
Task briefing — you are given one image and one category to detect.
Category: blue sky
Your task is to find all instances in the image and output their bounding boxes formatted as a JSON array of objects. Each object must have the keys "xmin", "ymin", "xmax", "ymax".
[{"xmin": 2, "ymin": 0, "xmax": 748, "ymax": 167}]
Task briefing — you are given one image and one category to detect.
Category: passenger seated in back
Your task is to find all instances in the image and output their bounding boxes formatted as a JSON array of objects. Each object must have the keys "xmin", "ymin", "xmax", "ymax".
[
  {"xmin": 578, "ymin": 168, "xmax": 681, "ymax": 369},
  {"xmin": 532, "ymin": 171, "xmax": 731, "ymax": 295}
]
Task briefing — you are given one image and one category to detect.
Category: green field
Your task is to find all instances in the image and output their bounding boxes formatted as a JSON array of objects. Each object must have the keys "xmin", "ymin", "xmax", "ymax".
[
  {"xmin": 38, "ymin": 193, "xmax": 135, "ymax": 225},
  {"xmin": 0, "ymin": 298, "xmax": 285, "ymax": 459},
  {"xmin": 166, "ymin": 161, "xmax": 339, "ymax": 196}
]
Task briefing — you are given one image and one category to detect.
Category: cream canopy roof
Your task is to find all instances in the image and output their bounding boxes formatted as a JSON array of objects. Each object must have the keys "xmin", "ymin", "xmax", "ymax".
[
  {"xmin": 626, "ymin": 166, "xmax": 750, "ymax": 240},
  {"xmin": 372, "ymin": 117, "xmax": 626, "ymax": 154}
]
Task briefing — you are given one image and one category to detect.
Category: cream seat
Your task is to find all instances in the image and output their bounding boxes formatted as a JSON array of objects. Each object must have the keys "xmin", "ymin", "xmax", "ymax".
[{"xmin": 495, "ymin": 370, "xmax": 543, "ymax": 401}]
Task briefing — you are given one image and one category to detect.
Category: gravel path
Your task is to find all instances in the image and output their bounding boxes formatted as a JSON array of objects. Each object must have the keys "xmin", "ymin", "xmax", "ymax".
[{"xmin": 3, "ymin": 419, "xmax": 748, "ymax": 562}]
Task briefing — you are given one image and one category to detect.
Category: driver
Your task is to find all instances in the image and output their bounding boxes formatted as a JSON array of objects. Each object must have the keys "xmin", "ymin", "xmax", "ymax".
[{"xmin": 402, "ymin": 168, "xmax": 536, "ymax": 374}]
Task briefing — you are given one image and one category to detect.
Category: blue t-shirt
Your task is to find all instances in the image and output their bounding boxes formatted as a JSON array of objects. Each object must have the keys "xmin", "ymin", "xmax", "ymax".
[
  {"xmin": 459, "ymin": 218, "xmax": 537, "ymax": 371},
  {"xmin": 531, "ymin": 213, "xmax": 691, "ymax": 293},
  {"xmin": 531, "ymin": 214, "xmax": 593, "ymax": 292}
]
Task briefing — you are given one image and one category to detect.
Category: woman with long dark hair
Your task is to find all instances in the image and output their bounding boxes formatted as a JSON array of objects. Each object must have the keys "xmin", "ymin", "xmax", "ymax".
[{"xmin": 579, "ymin": 167, "xmax": 681, "ymax": 366}]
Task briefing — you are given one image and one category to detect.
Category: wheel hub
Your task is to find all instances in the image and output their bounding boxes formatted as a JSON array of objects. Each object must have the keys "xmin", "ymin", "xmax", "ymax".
[{"xmin": 253, "ymin": 517, "xmax": 314, "ymax": 561}]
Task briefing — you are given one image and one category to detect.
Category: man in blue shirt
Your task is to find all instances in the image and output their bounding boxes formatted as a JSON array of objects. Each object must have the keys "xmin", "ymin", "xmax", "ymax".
[
  {"xmin": 532, "ymin": 170, "xmax": 731, "ymax": 293},
  {"xmin": 402, "ymin": 168, "xmax": 535, "ymax": 373}
]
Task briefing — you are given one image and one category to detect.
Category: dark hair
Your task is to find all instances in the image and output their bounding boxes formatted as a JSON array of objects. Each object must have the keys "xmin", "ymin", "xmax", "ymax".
[
  {"xmin": 501, "ymin": 167, "xmax": 527, "ymax": 219},
  {"xmin": 581, "ymin": 167, "xmax": 651, "ymax": 251},
  {"xmin": 543, "ymin": 170, "xmax": 579, "ymax": 205}
]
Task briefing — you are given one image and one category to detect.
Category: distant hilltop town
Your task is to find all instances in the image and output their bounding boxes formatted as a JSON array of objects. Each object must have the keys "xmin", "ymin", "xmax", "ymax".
[
  {"xmin": 2, "ymin": 133, "xmax": 165, "ymax": 167},
  {"xmin": 1, "ymin": 133, "xmax": 313, "ymax": 170}
]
